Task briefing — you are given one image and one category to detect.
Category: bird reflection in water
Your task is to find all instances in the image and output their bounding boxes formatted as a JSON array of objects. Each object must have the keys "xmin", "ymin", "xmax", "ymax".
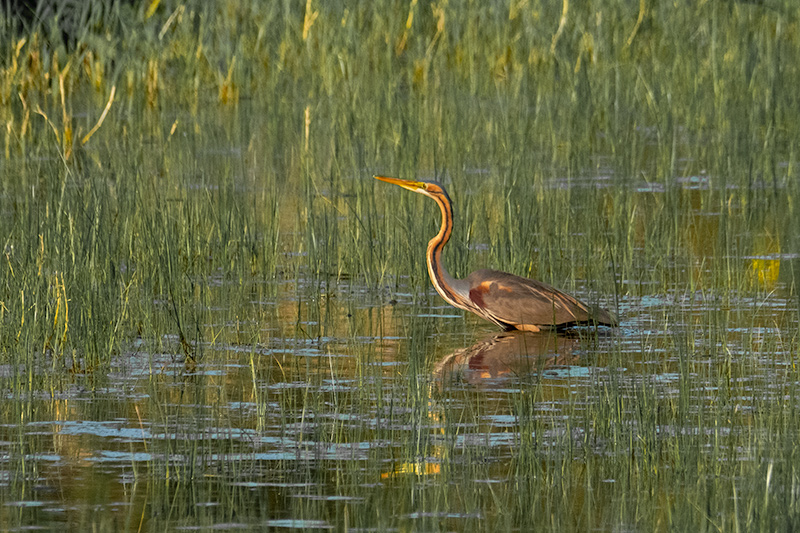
[
  {"xmin": 383, "ymin": 331, "xmax": 593, "ymax": 479},
  {"xmin": 433, "ymin": 330, "xmax": 583, "ymax": 387}
]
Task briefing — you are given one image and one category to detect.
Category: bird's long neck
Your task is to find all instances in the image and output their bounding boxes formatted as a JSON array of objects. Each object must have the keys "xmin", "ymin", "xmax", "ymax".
[{"xmin": 426, "ymin": 194, "xmax": 469, "ymax": 310}]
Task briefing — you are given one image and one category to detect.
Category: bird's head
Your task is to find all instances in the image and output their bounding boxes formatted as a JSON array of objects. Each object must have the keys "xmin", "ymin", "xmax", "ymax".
[{"xmin": 374, "ymin": 176, "xmax": 450, "ymax": 201}]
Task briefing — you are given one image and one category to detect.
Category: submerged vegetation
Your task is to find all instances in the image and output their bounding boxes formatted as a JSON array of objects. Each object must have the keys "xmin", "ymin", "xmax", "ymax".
[{"xmin": 0, "ymin": 0, "xmax": 799, "ymax": 530}]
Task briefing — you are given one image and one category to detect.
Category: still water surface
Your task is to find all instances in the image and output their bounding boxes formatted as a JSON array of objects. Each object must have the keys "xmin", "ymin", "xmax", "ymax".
[{"xmin": 1, "ymin": 276, "xmax": 796, "ymax": 529}]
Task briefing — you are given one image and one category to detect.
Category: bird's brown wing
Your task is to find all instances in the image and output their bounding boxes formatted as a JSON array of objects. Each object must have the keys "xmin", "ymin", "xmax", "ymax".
[{"xmin": 466, "ymin": 269, "xmax": 615, "ymax": 328}]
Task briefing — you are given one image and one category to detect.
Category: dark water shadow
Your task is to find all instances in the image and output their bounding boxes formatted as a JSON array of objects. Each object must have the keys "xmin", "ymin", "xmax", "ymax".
[{"xmin": 433, "ymin": 330, "xmax": 584, "ymax": 388}]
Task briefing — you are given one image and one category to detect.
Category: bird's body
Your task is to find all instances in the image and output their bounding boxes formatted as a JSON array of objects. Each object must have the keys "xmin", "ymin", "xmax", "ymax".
[{"xmin": 375, "ymin": 176, "xmax": 617, "ymax": 331}]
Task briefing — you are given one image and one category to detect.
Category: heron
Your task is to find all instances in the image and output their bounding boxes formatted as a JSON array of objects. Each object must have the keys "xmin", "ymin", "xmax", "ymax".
[{"xmin": 375, "ymin": 176, "xmax": 617, "ymax": 331}]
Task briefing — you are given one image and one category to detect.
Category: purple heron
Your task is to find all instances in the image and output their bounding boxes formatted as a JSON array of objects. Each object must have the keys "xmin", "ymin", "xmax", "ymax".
[{"xmin": 375, "ymin": 176, "xmax": 617, "ymax": 331}]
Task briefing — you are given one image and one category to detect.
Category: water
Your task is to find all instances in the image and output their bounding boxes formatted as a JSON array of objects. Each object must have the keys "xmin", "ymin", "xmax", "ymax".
[{"xmin": 1, "ymin": 261, "xmax": 796, "ymax": 529}]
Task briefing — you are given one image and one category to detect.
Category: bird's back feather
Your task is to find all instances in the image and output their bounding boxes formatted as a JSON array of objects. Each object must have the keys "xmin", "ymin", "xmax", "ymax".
[{"xmin": 466, "ymin": 269, "xmax": 616, "ymax": 329}]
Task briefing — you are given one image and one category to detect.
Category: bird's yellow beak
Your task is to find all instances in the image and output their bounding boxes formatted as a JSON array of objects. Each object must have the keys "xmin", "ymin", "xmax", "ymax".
[{"xmin": 374, "ymin": 175, "xmax": 426, "ymax": 192}]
